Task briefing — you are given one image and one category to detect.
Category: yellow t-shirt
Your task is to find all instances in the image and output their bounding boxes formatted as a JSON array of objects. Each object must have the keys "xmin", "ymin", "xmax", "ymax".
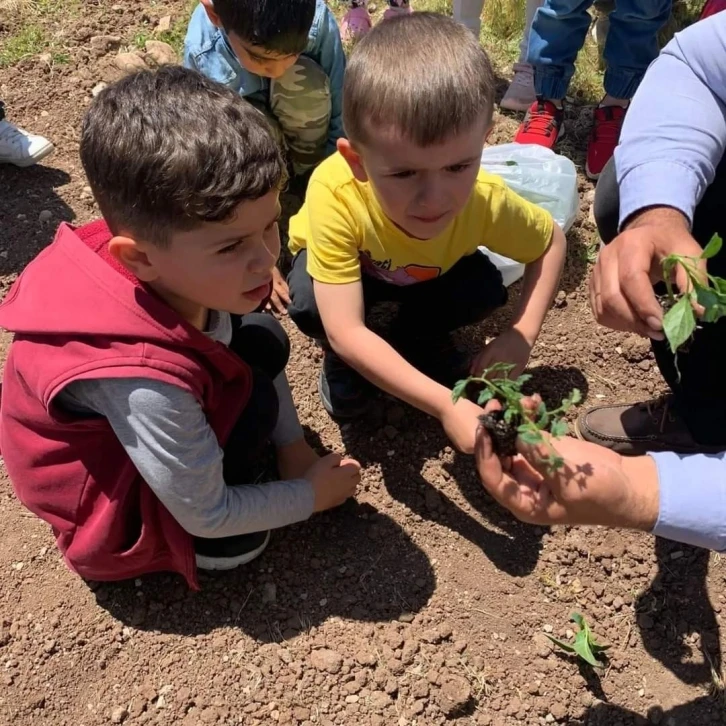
[{"xmin": 288, "ymin": 152, "xmax": 554, "ymax": 286}]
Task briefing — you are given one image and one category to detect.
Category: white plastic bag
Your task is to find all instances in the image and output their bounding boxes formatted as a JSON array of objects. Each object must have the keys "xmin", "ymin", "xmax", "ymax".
[{"xmin": 478, "ymin": 143, "xmax": 580, "ymax": 286}]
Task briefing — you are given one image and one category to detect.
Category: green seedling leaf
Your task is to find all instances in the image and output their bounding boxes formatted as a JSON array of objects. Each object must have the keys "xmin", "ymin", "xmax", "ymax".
[
  {"xmin": 451, "ymin": 365, "xmax": 581, "ymax": 470},
  {"xmin": 701, "ymin": 234, "xmax": 723, "ymax": 260},
  {"xmin": 572, "ymin": 633, "xmax": 606, "ymax": 668},
  {"xmin": 545, "ymin": 612, "xmax": 609, "ymax": 668},
  {"xmin": 549, "ymin": 419, "xmax": 568, "ymax": 438},
  {"xmin": 662, "ymin": 294, "xmax": 697, "ymax": 354},
  {"xmin": 517, "ymin": 428, "xmax": 543, "ymax": 446},
  {"xmin": 452, "ymin": 379, "xmax": 467, "ymax": 403},
  {"xmin": 570, "ymin": 389, "xmax": 582, "ymax": 405},
  {"xmin": 544, "ymin": 635, "xmax": 576, "ymax": 653},
  {"xmin": 695, "ymin": 287, "xmax": 725, "ymax": 323}
]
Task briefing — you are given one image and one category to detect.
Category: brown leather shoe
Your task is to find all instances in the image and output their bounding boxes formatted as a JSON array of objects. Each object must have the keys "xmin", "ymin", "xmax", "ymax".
[{"xmin": 575, "ymin": 395, "xmax": 725, "ymax": 455}]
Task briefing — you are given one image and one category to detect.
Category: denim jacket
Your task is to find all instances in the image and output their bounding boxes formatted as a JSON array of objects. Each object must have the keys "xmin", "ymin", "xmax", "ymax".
[{"xmin": 184, "ymin": 1, "xmax": 345, "ymax": 152}]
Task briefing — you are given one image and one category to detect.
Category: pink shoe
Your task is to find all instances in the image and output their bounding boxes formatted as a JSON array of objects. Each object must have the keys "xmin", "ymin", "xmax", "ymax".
[
  {"xmin": 341, "ymin": 5, "xmax": 372, "ymax": 42},
  {"xmin": 383, "ymin": 1, "xmax": 412, "ymax": 20}
]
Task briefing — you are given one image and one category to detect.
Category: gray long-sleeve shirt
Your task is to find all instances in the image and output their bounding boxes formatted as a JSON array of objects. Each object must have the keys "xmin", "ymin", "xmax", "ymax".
[
  {"xmin": 615, "ymin": 12, "xmax": 726, "ymax": 551},
  {"xmin": 56, "ymin": 311, "xmax": 315, "ymax": 538}
]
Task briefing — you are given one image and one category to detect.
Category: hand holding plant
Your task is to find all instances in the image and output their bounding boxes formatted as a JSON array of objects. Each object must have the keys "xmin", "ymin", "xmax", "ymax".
[
  {"xmin": 452, "ymin": 363, "xmax": 580, "ymax": 471},
  {"xmin": 660, "ymin": 234, "xmax": 726, "ymax": 364}
]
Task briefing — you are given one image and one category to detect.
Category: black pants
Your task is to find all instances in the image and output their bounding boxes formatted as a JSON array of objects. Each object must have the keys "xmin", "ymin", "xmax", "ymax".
[
  {"xmin": 0, "ymin": 100, "xmax": 5, "ymax": 122},
  {"xmin": 594, "ymin": 156, "xmax": 726, "ymax": 444},
  {"xmin": 193, "ymin": 313, "xmax": 289, "ymax": 554},
  {"xmin": 287, "ymin": 249, "xmax": 508, "ymax": 342}
]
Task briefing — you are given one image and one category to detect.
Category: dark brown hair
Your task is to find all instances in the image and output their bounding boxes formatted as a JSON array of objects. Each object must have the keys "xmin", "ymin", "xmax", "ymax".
[
  {"xmin": 80, "ymin": 66, "xmax": 285, "ymax": 246},
  {"xmin": 343, "ymin": 12, "xmax": 495, "ymax": 147}
]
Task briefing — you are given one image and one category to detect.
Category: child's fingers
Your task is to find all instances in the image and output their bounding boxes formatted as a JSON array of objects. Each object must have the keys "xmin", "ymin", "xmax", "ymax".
[
  {"xmin": 319, "ymin": 452, "xmax": 343, "ymax": 468},
  {"xmin": 482, "ymin": 399, "xmax": 503, "ymax": 414},
  {"xmin": 340, "ymin": 457, "xmax": 361, "ymax": 470},
  {"xmin": 520, "ymin": 394, "xmax": 543, "ymax": 421}
]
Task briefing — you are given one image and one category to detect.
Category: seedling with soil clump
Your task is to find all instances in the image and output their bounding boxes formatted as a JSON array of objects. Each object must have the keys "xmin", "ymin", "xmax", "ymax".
[
  {"xmin": 545, "ymin": 612, "xmax": 610, "ymax": 669},
  {"xmin": 661, "ymin": 234, "xmax": 726, "ymax": 366},
  {"xmin": 452, "ymin": 363, "xmax": 581, "ymax": 471}
]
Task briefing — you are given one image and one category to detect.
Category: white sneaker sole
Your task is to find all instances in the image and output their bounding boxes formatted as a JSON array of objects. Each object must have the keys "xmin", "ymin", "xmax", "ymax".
[
  {"xmin": 0, "ymin": 141, "xmax": 55, "ymax": 168},
  {"xmin": 500, "ymin": 96, "xmax": 536, "ymax": 113},
  {"xmin": 195, "ymin": 530, "xmax": 270, "ymax": 571}
]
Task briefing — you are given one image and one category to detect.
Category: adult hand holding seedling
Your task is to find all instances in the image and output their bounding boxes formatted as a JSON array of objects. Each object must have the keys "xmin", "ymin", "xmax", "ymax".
[
  {"xmin": 474, "ymin": 400, "xmax": 660, "ymax": 531},
  {"xmin": 590, "ymin": 207, "xmax": 705, "ymax": 340}
]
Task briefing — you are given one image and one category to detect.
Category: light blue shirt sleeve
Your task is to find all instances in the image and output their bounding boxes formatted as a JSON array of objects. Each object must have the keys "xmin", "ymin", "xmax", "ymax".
[
  {"xmin": 650, "ymin": 450, "xmax": 726, "ymax": 551},
  {"xmin": 308, "ymin": 1, "xmax": 346, "ymax": 150},
  {"xmin": 616, "ymin": 12, "xmax": 726, "ymax": 229}
]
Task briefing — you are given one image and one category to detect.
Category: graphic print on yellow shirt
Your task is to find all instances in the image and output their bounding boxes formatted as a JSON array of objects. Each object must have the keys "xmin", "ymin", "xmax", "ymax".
[{"xmin": 288, "ymin": 152, "xmax": 554, "ymax": 286}]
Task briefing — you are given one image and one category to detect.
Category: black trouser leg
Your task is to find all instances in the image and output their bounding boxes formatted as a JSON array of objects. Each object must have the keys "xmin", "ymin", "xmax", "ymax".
[
  {"xmin": 194, "ymin": 314, "xmax": 290, "ymax": 557},
  {"xmin": 287, "ymin": 250, "xmax": 393, "ymax": 341},
  {"xmin": 594, "ymin": 156, "xmax": 726, "ymax": 444},
  {"xmin": 0, "ymin": 101, "xmax": 5, "ymax": 122},
  {"xmin": 287, "ymin": 248, "xmax": 507, "ymax": 340},
  {"xmin": 392, "ymin": 250, "xmax": 507, "ymax": 334}
]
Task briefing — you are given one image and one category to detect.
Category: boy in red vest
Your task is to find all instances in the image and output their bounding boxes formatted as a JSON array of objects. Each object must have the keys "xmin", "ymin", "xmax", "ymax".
[{"xmin": 0, "ymin": 67, "xmax": 360, "ymax": 590}]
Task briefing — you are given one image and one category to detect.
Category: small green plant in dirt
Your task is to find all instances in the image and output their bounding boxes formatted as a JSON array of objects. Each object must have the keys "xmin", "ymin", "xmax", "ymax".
[
  {"xmin": 661, "ymin": 234, "xmax": 726, "ymax": 367},
  {"xmin": 545, "ymin": 612, "xmax": 610, "ymax": 668},
  {"xmin": 452, "ymin": 363, "xmax": 581, "ymax": 471}
]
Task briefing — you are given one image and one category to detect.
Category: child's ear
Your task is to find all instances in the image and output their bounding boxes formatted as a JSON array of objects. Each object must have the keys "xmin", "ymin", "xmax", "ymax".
[
  {"xmin": 108, "ymin": 236, "xmax": 160, "ymax": 283},
  {"xmin": 484, "ymin": 122, "xmax": 494, "ymax": 143},
  {"xmin": 337, "ymin": 138, "xmax": 368, "ymax": 182},
  {"xmin": 200, "ymin": 0, "xmax": 223, "ymax": 28}
]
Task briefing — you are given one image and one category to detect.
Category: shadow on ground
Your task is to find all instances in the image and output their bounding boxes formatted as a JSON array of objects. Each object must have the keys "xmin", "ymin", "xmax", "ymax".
[
  {"xmin": 636, "ymin": 538, "xmax": 721, "ymax": 687},
  {"xmin": 583, "ymin": 695, "xmax": 724, "ymax": 725},
  {"xmin": 92, "ymin": 425, "xmax": 435, "ymax": 639},
  {"xmin": 0, "ymin": 164, "xmax": 74, "ymax": 276},
  {"xmin": 339, "ymin": 391, "xmax": 546, "ymax": 577}
]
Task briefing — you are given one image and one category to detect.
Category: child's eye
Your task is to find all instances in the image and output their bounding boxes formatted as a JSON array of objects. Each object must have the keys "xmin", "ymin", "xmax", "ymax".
[
  {"xmin": 446, "ymin": 163, "xmax": 472, "ymax": 173},
  {"xmin": 265, "ymin": 219, "xmax": 279, "ymax": 233},
  {"xmin": 218, "ymin": 241, "xmax": 242, "ymax": 255},
  {"xmin": 391, "ymin": 170, "xmax": 415, "ymax": 179}
]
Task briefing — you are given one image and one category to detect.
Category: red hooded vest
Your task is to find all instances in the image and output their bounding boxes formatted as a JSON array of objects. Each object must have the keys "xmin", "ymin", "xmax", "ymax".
[{"xmin": 0, "ymin": 221, "xmax": 253, "ymax": 590}]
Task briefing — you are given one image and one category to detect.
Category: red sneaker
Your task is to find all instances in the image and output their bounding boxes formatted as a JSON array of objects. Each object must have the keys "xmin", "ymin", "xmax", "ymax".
[
  {"xmin": 514, "ymin": 100, "xmax": 564, "ymax": 149},
  {"xmin": 586, "ymin": 105, "xmax": 626, "ymax": 180}
]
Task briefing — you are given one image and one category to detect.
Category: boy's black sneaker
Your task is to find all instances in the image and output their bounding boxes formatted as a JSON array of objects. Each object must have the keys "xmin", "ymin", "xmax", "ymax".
[
  {"xmin": 319, "ymin": 349, "xmax": 372, "ymax": 419},
  {"xmin": 194, "ymin": 530, "xmax": 270, "ymax": 571},
  {"xmin": 395, "ymin": 331, "xmax": 470, "ymax": 388}
]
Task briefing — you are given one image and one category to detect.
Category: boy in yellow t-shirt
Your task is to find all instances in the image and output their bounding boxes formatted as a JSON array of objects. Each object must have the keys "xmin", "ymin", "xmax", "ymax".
[{"xmin": 287, "ymin": 13, "xmax": 566, "ymax": 454}]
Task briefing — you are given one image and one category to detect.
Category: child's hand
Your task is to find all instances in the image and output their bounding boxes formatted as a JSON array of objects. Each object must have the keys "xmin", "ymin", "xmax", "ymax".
[
  {"xmin": 439, "ymin": 397, "xmax": 484, "ymax": 454},
  {"xmin": 470, "ymin": 327, "xmax": 533, "ymax": 378},
  {"xmin": 267, "ymin": 266, "xmax": 291, "ymax": 316},
  {"xmin": 306, "ymin": 453, "xmax": 361, "ymax": 512},
  {"xmin": 474, "ymin": 402, "xmax": 659, "ymax": 530},
  {"xmin": 277, "ymin": 439, "xmax": 320, "ymax": 480}
]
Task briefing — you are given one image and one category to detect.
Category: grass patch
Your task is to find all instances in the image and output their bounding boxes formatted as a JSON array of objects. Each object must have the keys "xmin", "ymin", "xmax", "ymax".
[
  {"xmin": 131, "ymin": 0, "xmax": 198, "ymax": 56},
  {"xmin": 0, "ymin": 0, "xmax": 76, "ymax": 67},
  {"xmin": 0, "ymin": 24, "xmax": 46, "ymax": 66}
]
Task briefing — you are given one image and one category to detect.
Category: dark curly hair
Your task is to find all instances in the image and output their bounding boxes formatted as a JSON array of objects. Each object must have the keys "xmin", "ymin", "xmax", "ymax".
[{"xmin": 80, "ymin": 66, "xmax": 285, "ymax": 247}]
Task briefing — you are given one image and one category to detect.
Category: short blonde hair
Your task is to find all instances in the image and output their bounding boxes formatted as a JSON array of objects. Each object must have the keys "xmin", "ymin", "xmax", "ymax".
[{"xmin": 343, "ymin": 12, "xmax": 495, "ymax": 147}]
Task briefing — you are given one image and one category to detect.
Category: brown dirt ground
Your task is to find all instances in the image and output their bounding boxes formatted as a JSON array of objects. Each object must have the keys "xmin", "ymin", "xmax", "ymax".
[{"xmin": 1, "ymin": 3, "xmax": 725, "ymax": 726}]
